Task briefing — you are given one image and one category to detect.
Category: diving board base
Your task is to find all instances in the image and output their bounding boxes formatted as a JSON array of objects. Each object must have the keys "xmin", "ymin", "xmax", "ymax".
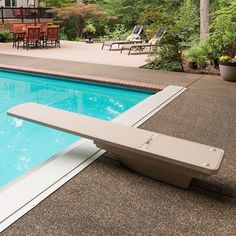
[{"xmin": 95, "ymin": 143, "xmax": 201, "ymax": 188}]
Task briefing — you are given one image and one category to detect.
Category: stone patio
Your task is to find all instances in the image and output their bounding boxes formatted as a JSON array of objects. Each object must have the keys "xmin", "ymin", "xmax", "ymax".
[{"xmin": 0, "ymin": 53, "xmax": 235, "ymax": 236}]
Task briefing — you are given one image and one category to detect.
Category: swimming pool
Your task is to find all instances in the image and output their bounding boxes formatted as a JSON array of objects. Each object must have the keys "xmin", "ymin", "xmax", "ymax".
[{"xmin": 0, "ymin": 70, "xmax": 152, "ymax": 189}]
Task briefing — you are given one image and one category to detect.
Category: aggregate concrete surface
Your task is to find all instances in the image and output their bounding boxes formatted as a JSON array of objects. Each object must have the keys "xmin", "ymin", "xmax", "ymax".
[{"xmin": 0, "ymin": 54, "xmax": 235, "ymax": 236}]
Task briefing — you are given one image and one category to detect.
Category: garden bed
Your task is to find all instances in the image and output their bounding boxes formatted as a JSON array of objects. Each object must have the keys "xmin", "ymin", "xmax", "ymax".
[
  {"xmin": 142, "ymin": 61, "xmax": 220, "ymax": 75},
  {"xmin": 183, "ymin": 61, "xmax": 220, "ymax": 75}
]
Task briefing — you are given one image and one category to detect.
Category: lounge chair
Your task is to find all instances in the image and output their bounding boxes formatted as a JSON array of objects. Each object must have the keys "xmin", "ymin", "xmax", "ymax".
[
  {"xmin": 7, "ymin": 103, "xmax": 224, "ymax": 188},
  {"xmin": 120, "ymin": 26, "xmax": 165, "ymax": 55},
  {"xmin": 101, "ymin": 25, "xmax": 143, "ymax": 51}
]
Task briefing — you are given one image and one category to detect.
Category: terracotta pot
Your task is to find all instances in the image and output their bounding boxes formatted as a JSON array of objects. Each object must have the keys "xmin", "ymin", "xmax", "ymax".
[{"xmin": 219, "ymin": 61, "xmax": 236, "ymax": 82}]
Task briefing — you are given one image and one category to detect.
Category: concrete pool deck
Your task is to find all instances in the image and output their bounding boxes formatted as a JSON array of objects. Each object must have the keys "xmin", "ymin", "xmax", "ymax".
[
  {"xmin": 0, "ymin": 54, "xmax": 236, "ymax": 235},
  {"xmin": 0, "ymin": 41, "xmax": 148, "ymax": 68}
]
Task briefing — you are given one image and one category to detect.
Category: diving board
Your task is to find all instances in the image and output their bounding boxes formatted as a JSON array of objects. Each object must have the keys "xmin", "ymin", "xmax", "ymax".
[{"xmin": 7, "ymin": 102, "xmax": 224, "ymax": 188}]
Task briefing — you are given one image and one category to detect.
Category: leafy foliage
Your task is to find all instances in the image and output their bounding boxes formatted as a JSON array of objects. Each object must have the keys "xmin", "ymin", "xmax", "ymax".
[
  {"xmin": 51, "ymin": 3, "xmax": 107, "ymax": 38},
  {"xmin": 100, "ymin": 24, "xmax": 130, "ymax": 41},
  {"xmin": 45, "ymin": 0, "xmax": 74, "ymax": 7},
  {"xmin": 83, "ymin": 23, "xmax": 96, "ymax": 34},
  {"xmin": 187, "ymin": 0, "xmax": 236, "ymax": 68},
  {"xmin": 208, "ymin": 1, "xmax": 236, "ymax": 57},
  {"xmin": 175, "ymin": 0, "xmax": 199, "ymax": 47},
  {"xmin": 0, "ymin": 30, "xmax": 12, "ymax": 42},
  {"xmin": 144, "ymin": 0, "xmax": 199, "ymax": 71},
  {"xmin": 148, "ymin": 31, "xmax": 184, "ymax": 72},
  {"xmin": 42, "ymin": 0, "xmax": 235, "ymax": 72},
  {"xmin": 188, "ymin": 43, "xmax": 207, "ymax": 68},
  {"xmin": 101, "ymin": 0, "xmax": 139, "ymax": 29}
]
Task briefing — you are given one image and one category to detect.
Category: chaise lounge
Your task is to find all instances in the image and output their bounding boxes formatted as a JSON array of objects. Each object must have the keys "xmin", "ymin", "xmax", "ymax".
[
  {"xmin": 7, "ymin": 103, "xmax": 224, "ymax": 188},
  {"xmin": 101, "ymin": 25, "xmax": 143, "ymax": 51},
  {"xmin": 121, "ymin": 26, "xmax": 165, "ymax": 55}
]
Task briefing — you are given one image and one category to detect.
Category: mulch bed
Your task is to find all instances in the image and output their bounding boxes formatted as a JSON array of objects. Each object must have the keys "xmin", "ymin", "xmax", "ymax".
[{"xmin": 183, "ymin": 61, "xmax": 220, "ymax": 75}]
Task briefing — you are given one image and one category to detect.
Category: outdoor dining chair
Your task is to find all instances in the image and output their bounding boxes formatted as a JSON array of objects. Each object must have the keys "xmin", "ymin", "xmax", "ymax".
[
  {"xmin": 22, "ymin": 26, "xmax": 41, "ymax": 50},
  {"xmin": 43, "ymin": 26, "xmax": 60, "ymax": 48},
  {"xmin": 12, "ymin": 24, "xmax": 26, "ymax": 48}
]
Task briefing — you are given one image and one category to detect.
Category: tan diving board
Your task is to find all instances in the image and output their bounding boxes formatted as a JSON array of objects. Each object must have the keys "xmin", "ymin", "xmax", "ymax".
[{"xmin": 7, "ymin": 102, "xmax": 224, "ymax": 188}]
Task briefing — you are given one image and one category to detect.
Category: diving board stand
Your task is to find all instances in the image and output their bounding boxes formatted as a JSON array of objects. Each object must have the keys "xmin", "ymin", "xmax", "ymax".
[{"xmin": 7, "ymin": 103, "xmax": 224, "ymax": 188}]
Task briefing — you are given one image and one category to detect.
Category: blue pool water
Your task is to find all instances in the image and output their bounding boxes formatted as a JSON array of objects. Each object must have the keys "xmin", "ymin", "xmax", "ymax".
[{"xmin": 0, "ymin": 70, "xmax": 152, "ymax": 189}]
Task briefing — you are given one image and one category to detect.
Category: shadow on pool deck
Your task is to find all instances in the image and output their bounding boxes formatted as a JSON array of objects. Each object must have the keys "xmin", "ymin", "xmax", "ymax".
[{"xmin": 0, "ymin": 54, "xmax": 236, "ymax": 236}]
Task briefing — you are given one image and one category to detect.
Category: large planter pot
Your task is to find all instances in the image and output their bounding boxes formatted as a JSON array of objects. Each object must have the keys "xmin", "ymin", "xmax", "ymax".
[{"xmin": 219, "ymin": 61, "xmax": 236, "ymax": 82}]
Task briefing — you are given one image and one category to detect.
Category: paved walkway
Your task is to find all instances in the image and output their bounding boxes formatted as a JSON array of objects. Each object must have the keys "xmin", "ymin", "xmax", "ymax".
[
  {"xmin": 0, "ymin": 41, "xmax": 149, "ymax": 68},
  {"xmin": 1, "ymin": 55, "xmax": 236, "ymax": 236}
]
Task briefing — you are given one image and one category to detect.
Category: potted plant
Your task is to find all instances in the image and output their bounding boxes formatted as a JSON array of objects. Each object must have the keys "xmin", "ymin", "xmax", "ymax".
[{"xmin": 219, "ymin": 55, "xmax": 236, "ymax": 82}]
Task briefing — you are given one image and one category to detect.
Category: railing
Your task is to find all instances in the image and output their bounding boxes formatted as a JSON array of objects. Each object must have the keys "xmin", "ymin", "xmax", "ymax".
[{"xmin": 0, "ymin": 7, "xmax": 54, "ymax": 24}]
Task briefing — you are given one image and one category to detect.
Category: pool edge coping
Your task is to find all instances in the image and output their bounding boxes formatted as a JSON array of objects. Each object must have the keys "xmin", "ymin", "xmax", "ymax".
[{"xmin": 0, "ymin": 64, "xmax": 166, "ymax": 92}]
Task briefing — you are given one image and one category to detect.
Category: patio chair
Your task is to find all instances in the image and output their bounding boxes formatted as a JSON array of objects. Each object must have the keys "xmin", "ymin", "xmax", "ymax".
[
  {"xmin": 120, "ymin": 26, "xmax": 165, "ymax": 55},
  {"xmin": 22, "ymin": 26, "xmax": 41, "ymax": 50},
  {"xmin": 101, "ymin": 25, "xmax": 143, "ymax": 51},
  {"xmin": 43, "ymin": 26, "xmax": 60, "ymax": 48},
  {"xmin": 12, "ymin": 24, "xmax": 26, "ymax": 48},
  {"xmin": 7, "ymin": 102, "xmax": 224, "ymax": 189}
]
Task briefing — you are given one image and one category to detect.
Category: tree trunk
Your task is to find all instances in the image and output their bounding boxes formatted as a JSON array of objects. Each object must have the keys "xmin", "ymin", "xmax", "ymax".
[
  {"xmin": 76, "ymin": 16, "xmax": 85, "ymax": 38},
  {"xmin": 200, "ymin": 0, "xmax": 210, "ymax": 42}
]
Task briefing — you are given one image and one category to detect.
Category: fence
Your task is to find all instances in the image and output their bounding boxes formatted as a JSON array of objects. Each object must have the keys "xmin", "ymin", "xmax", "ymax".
[{"xmin": 0, "ymin": 7, "xmax": 53, "ymax": 24}]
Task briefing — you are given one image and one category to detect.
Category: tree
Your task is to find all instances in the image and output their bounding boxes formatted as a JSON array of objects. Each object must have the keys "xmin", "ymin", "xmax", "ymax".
[
  {"xmin": 206, "ymin": 1, "xmax": 236, "ymax": 58},
  {"xmin": 200, "ymin": 0, "xmax": 210, "ymax": 42},
  {"xmin": 176, "ymin": 0, "xmax": 199, "ymax": 45},
  {"xmin": 53, "ymin": 3, "xmax": 107, "ymax": 37}
]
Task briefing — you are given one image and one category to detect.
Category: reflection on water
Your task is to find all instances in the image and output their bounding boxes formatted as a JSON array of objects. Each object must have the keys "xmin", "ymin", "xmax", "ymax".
[{"xmin": 0, "ymin": 70, "xmax": 151, "ymax": 188}]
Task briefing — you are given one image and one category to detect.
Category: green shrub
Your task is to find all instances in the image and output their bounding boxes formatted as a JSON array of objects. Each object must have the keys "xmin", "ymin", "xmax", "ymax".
[
  {"xmin": 59, "ymin": 27, "xmax": 69, "ymax": 40},
  {"xmin": 100, "ymin": 24, "xmax": 130, "ymax": 41},
  {"xmin": 0, "ymin": 30, "xmax": 12, "ymax": 42},
  {"xmin": 188, "ymin": 43, "xmax": 207, "ymax": 68},
  {"xmin": 175, "ymin": 0, "xmax": 199, "ymax": 48},
  {"xmin": 202, "ymin": 1, "xmax": 236, "ymax": 64},
  {"xmin": 144, "ymin": 0, "xmax": 199, "ymax": 72},
  {"xmin": 147, "ymin": 49, "xmax": 183, "ymax": 72},
  {"xmin": 83, "ymin": 23, "xmax": 96, "ymax": 35},
  {"xmin": 148, "ymin": 32, "xmax": 184, "ymax": 72},
  {"xmin": 62, "ymin": 18, "xmax": 77, "ymax": 40},
  {"xmin": 186, "ymin": 1, "xmax": 236, "ymax": 68}
]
